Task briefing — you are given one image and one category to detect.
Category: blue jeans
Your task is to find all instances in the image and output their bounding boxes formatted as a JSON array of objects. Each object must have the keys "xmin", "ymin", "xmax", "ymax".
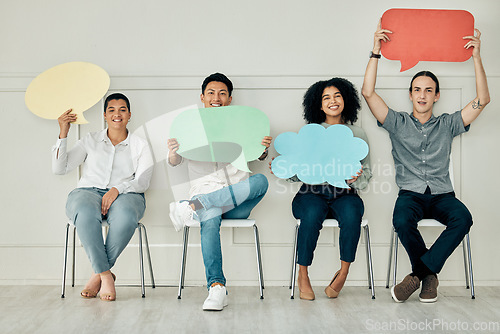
[
  {"xmin": 192, "ymin": 174, "xmax": 268, "ymax": 289},
  {"xmin": 393, "ymin": 189, "xmax": 473, "ymax": 274},
  {"xmin": 292, "ymin": 184, "xmax": 364, "ymax": 266},
  {"xmin": 66, "ymin": 187, "xmax": 145, "ymax": 274}
]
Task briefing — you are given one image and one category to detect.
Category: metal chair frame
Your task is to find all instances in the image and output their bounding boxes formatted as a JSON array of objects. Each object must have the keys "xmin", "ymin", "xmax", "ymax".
[
  {"xmin": 289, "ymin": 219, "xmax": 375, "ymax": 299},
  {"xmin": 61, "ymin": 219, "xmax": 155, "ymax": 298},
  {"xmin": 177, "ymin": 219, "xmax": 264, "ymax": 299},
  {"xmin": 385, "ymin": 219, "xmax": 475, "ymax": 299}
]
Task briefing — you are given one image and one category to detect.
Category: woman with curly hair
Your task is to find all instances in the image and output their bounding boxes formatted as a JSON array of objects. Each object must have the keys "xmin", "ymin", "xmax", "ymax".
[{"xmin": 290, "ymin": 78, "xmax": 372, "ymax": 300}]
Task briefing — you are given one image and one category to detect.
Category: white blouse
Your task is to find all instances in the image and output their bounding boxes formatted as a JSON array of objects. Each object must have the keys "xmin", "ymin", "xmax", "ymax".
[{"xmin": 52, "ymin": 129, "xmax": 154, "ymax": 194}]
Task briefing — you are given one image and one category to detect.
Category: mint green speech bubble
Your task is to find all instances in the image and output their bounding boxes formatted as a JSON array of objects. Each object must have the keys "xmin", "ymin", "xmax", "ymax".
[{"xmin": 169, "ymin": 106, "xmax": 270, "ymax": 172}]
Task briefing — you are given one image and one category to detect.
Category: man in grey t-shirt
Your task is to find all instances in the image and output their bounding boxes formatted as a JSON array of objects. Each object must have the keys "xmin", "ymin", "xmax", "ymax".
[{"xmin": 362, "ymin": 22, "xmax": 490, "ymax": 303}]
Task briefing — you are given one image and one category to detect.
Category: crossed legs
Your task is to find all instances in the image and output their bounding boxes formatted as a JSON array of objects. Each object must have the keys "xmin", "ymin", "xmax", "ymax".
[
  {"xmin": 194, "ymin": 174, "xmax": 269, "ymax": 289},
  {"xmin": 393, "ymin": 190, "xmax": 472, "ymax": 275}
]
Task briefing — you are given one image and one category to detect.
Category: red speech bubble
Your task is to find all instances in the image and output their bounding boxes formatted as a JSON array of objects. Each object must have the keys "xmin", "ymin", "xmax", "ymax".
[{"xmin": 381, "ymin": 9, "xmax": 474, "ymax": 72}]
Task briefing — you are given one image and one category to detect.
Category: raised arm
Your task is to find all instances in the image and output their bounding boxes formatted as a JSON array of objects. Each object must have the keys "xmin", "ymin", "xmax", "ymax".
[
  {"xmin": 361, "ymin": 20, "xmax": 392, "ymax": 124},
  {"xmin": 52, "ymin": 109, "xmax": 86, "ymax": 175},
  {"xmin": 461, "ymin": 29, "xmax": 490, "ymax": 127}
]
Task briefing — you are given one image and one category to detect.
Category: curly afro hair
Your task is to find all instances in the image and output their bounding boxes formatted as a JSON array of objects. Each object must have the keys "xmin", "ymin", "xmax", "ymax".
[{"xmin": 302, "ymin": 77, "xmax": 360, "ymax": 125}]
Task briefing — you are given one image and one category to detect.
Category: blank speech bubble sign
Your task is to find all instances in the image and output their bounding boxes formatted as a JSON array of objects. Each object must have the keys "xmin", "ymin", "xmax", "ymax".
[
  {"xmin": 170, "ymin": 106, "xmax": 270, "ymax": 172},
  {"xmin": 271, "ymin": 124, "xmax": 368, "ymax": 188},
  {"xmin": 381, "ymin": 9, "xmax": 474, "ymax": 72},
  {"xmin": 25, "ymin": 62, "xmax": 110, "ymax": 124}
]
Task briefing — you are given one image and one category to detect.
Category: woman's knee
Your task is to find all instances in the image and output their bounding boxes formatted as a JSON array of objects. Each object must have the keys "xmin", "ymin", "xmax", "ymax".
[
  {"xmin": 110, "ymin": 195, "xmax": 145, "ymax": 218},
  {"xmin": 298, "ymin": 210, "xmax": 327, "ymax": 231},
  {"xmin": 336, "ymin": 206, "xmax": 363, "ymax": 225},
  {"xmin": 334, "ymin": 197, "xmax": 363, "ymax": 223},
  {"xmin": 66, "ymin": 189, "xmax": 101, "ymax": 220},
  {"xmin": 71, "ymin": 202, "xmax": 100, "ymax": 219}
]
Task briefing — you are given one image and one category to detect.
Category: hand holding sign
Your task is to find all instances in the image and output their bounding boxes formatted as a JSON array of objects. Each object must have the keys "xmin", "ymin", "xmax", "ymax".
[{"xmin": 380, "ymin": 9, "xmax": 475, "ymax": 72}]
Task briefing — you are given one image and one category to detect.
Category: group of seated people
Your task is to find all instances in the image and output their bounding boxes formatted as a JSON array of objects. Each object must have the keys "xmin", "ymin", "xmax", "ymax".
[{"xmin": 52, "ymin": 25, "xmax": 489, "ymax": 311}]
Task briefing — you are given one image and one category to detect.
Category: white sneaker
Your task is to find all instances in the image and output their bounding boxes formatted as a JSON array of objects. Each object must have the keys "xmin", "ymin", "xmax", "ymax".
[
  {"xmin": 169, "ymin": 201, "xmax": 198, "ymax": 232},
  {"xmin": 202, "ymin": 285, "xmax": 228, "ymax": 311}
]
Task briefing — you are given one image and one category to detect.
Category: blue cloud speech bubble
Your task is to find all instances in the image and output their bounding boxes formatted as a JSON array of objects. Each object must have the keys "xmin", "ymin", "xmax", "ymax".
[{"xmin": 271, "ymin": 124, "xmax": 369, "ymax": 188}]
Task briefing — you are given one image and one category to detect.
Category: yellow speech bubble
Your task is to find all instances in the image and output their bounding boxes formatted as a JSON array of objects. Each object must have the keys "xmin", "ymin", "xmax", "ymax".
[{"xmin": 25, "ymin": 62, "xmax": 110, "ymax": 124}]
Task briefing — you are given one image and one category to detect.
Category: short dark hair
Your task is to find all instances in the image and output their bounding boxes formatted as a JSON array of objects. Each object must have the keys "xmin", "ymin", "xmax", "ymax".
[
  {"xmin": 409, "ymin": 71, "xmax": 440, "ymax": 93},
  {"xmin": 201, "ymin": 73, "xmax": 233, "ymax": 96},
  {"xmin": 302, "ymin": 77, "xmax": 361, "ymax": 125},
  {"xmin": 104, "ymin": 93, "xmax": 130, "ymax": 112}
]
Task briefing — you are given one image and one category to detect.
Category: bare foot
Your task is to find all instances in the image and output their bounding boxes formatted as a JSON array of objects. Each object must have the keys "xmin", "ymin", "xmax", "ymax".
[
  {"xmin": 99, "ymin": 271, "xmax": 116, "ymax": 301},
  {"xmin": 329, "ymin": 270, "xmax": 348, "ymax": 293},
  {"xmin": 81, "ymin": 273, "xmax": 101, "ymax": 298}
]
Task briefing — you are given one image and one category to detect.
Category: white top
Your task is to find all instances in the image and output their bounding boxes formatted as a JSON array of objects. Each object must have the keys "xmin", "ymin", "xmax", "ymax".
[
  {"xmin": 52, "ymin": 129, "xmax": 154, "ymax": 194},
  {"xmin": 168, "ymin": 156, "xmax": 249, "ymax": 198}
]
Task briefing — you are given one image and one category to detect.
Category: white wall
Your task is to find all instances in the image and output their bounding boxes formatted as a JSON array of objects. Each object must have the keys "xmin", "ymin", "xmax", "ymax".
[{"xmin": 0, "ymin": 0, "xmax": 498, "ymax": 286}]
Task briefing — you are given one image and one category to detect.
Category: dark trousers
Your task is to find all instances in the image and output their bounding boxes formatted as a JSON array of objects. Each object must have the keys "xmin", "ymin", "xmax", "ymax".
[
  {"xmin": 393, "ymin": 188, "xmax": 473, "ymax": 274},
  {"xmin": 292, "ymin": 184, "xmax": 364, "ymax": 266}
]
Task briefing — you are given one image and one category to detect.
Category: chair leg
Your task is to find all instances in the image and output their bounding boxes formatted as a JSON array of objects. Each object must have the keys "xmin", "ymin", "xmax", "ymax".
[
  {"xmin": 290, "ymin": 224, "xmax": 299, "ymax": 299},
  {"xmin": 137, "ymin": 224, "xmax": 146, "ymax": 298},
  {"xmin": 365, "ymin": 234, "xmax": 371, "ymax": 289},
  {"xmin": 364, "ymin": 225, "xmax": 376, "ymax": 299},
  {"xmin": 253, "ymin": 224, "xmax": 264, "ymax": 299},
  {"xmin": 140, "ymin": 223, "xmax": 156, "ymax": 289},
  {"xmin": 386, "ymin": 228, "xmax": 394, "ymax": 288},
  {"xmin": 61, "ymin": 223, "xmax": 70, "ymax": 298},
  {"xmin": 462, "ymin": 238, "xmax": 470, "ymax": 289},
  {"xmin": 392, "ymin": 230, "xmax": 399, "ymax": 287},
  {"xmin": 466, "ymin": 233, "xmax": 475, "ymax": 299},
  {"xmin": 364, "ymin": 226, "xmax": 371, "ymax": 286},
  {"xmin": 71, "ymin": 226, "xmax": 76, "ymax": 287},
  {"xmin": 178, "ymin": 226, "xmax": 190, "ymax": 299},
  {"xmin": 289, "ymin": 224, "xmax": 298, "ymax": 289}
]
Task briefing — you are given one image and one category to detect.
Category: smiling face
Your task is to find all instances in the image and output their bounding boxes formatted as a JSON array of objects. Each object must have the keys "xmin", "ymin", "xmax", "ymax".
[
  {"xmin": 409, "ymin": 76, "xmax": 440, "ymax": 116},
  {"xmin": 321, "ymin": 86, "xmax": 345, "ymax": 124},
  {"xmin": 200, "ymin": 81, "xmax": 232, "ymax": 108},
  {"xmin": 104, "ymin": 99, "xmax": 131, "ymax": 129}
]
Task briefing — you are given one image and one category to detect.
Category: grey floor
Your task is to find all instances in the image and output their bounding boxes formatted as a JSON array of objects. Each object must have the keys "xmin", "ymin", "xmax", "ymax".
[{"xmin": 2, "ymin": 285, "xmax": 500, "ymax": 334}]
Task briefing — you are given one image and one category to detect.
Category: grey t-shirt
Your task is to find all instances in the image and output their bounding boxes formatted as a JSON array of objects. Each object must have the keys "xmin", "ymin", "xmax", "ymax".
[{"xmin": 378, "ymin": 108, "xmax": 469, "ymax": 194}]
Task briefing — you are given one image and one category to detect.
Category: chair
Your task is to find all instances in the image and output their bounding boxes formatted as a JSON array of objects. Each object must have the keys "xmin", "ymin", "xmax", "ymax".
[
  {"xmin": 386, "ymin": 220, "xmax": 475, "ymax": 298},
  {"xmin": 290, "ymin": 219, "xmax": 375, "ymax": 299},
  {"xmin": 177, "ymin": 219, "xmax": 264, "ymax": 299},
  {"xmin": 61, "ymin": 219, "xmax": 155, "ymax": 298}
]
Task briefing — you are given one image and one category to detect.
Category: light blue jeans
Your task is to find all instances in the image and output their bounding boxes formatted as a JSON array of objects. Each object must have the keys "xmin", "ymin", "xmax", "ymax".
[
  {"xmin": 66, "ymin": 187, "xmax": 145, "ymax": 274},
  {"xmin": 192, "ymin": 174, "xmax": 268, "ymax": 289}
]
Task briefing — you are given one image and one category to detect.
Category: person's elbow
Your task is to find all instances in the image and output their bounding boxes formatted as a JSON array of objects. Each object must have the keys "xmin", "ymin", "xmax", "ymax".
[
  {"xmin": 136, "ymin": 180, "xmax": 151, "ymax": 194},
  {"xmin": 52, "ymin": 165, "xmax": 65, "ymax": 175},
  {"xmin": 482, "ymin": 95, "xmax": 491, "ymax": 106},
  {"xmin": 361, "ymin": 86, "xmax": 373, "ymax": 99}
]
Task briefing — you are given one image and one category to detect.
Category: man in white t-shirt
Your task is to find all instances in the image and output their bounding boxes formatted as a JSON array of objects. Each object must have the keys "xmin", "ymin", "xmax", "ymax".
[{"xmin": 167, "ymin": 73, "xmax": 271, "ymax": 311}]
